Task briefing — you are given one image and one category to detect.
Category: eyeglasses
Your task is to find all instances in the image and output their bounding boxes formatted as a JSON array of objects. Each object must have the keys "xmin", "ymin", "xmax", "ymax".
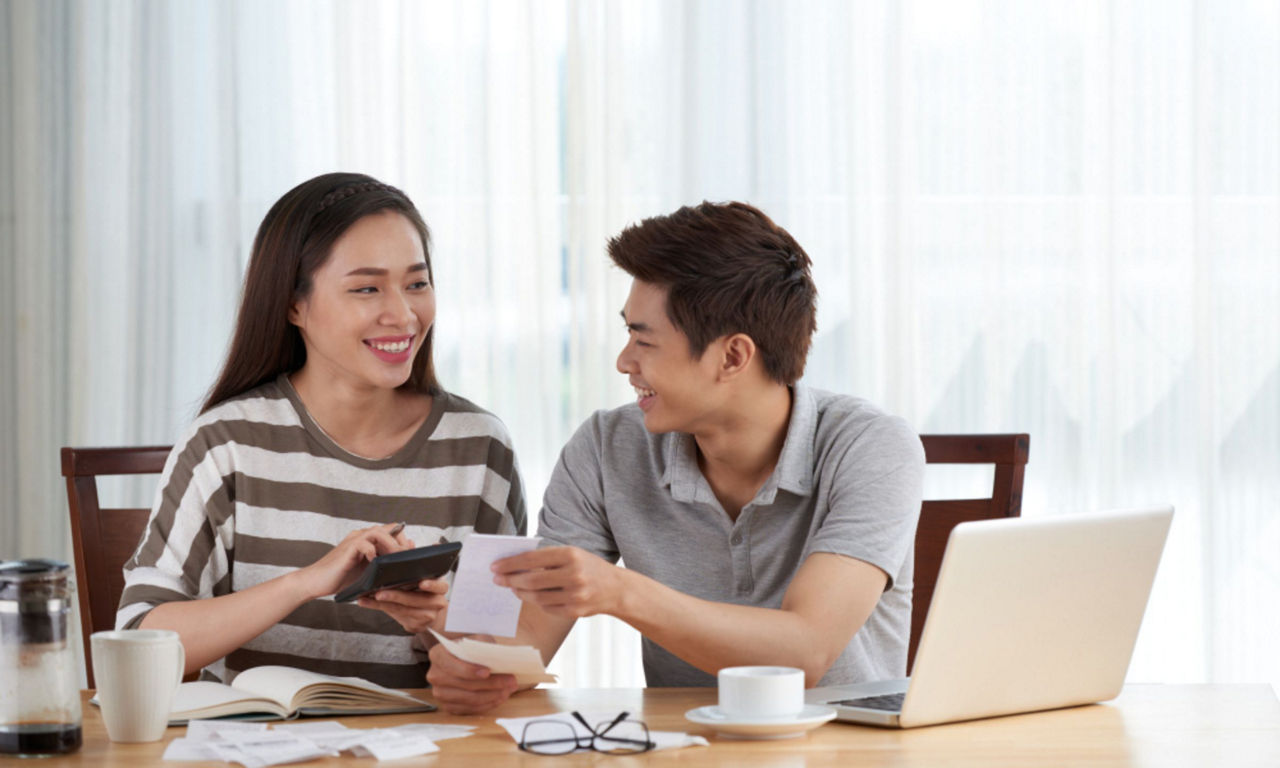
[{"xmin": 518, "ymin": 711, "xmax": 655, "ymax": 755}]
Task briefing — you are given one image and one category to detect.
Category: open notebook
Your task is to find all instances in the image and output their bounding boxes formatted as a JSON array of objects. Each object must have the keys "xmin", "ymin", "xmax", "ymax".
[{"xmin": 166, "ymin": 666, "xmax": 434, "ymax": 723}]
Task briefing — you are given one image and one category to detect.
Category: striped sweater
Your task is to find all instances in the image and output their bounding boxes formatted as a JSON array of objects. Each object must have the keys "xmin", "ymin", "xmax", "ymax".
[{"xmin": 116, "ymin": 375, "xmax": 526, "ymax": 687}]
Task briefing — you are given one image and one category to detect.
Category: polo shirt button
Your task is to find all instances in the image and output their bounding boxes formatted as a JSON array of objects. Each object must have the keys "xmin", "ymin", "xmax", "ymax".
[{"xmin": 731, "ymin": 533, "xmax": 742, "ymax": 545}]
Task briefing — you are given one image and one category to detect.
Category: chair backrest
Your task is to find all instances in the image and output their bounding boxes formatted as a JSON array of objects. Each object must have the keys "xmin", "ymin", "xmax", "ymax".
[
  {"xmin": 910, "ymin": 434, "xmax": 1029, "ymax": 673},
  {"xmin": 61, "ymin": 445, "xmax": 171, "ymax": 688}
]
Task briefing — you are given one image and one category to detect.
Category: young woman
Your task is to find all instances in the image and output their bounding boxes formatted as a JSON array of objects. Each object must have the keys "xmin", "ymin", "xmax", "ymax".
[{"xmin": 117, "ymin": 173, "xmax": 526, "ymax": 688}]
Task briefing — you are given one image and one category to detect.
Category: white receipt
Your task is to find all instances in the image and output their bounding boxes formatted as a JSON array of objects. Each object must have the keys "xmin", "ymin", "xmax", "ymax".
[
  {"xmin": 428, "ymin": 629, "xmax": 557, "ymax": 686},
  {"xmin": 165, "ymin": 721, "xmax": 468, "ymax": 765},
  {"xmin": 351, "ymin": 732, "xmax": 440, "ymax": 760},
  {"xmin": 165, "ymin": 733, "xmax": 334, "ymax": 768},
  {"xmin": 444, "ymin": 533, "xmax": 541, "ymax": 636},
  {"xmin": 184, "ymin": 721, "xmax": 269, "ymax": 742}
]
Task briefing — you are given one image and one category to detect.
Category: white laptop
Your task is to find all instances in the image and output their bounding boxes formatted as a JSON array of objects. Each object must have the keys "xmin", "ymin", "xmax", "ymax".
[{"xmin": 808, "ymin": 505, "xmax": 1174, "ymax": 728}]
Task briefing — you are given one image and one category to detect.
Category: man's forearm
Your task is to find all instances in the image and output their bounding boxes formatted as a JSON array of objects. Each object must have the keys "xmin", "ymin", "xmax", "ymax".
[{"xmin": 610, "ymin": 568, "xmax": 838, "ymax": 685}]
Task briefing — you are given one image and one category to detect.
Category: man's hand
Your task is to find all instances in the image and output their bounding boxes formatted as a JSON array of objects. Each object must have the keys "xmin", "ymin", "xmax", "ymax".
[
  {"xmin": 492, "ymin": 546, "xmax": 625, "ymax": 619},
  {"xmin": 357, "ymin": 578, "xmax": 449, "ymax": 635},
  {"xmin": 426, "ymin": 639, "xmax": 520, "ymax": 715}
]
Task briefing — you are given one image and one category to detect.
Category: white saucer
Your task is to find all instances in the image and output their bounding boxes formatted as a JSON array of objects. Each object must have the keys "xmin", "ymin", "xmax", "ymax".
[{"xmin": 684, "ymin": 704, "xmax": 838, "ymax": 740}]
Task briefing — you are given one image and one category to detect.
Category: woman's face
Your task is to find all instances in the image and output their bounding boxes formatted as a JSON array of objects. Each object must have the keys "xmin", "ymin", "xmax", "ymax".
[{"xmin": 289, "ymin": 210, "xmax": 435, "ymax": 394}]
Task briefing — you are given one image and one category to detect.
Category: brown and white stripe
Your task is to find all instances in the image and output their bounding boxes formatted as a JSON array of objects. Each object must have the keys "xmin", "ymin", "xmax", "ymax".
[{"xmin": 117, "ymin": 376, "xmax": 526, "ymax": 688}]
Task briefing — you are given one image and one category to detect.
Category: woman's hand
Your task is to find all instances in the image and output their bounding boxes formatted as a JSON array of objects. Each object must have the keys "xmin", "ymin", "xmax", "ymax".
[
  {"xmin": 357, "ymin": 578, "xmax": 450, "ymax": 635},
  {"xmin": 294, "ymin": 523, "xmax": 411, "ymax": 600},
  {"xmin": 426, "ymin": 637, "xmax": 520, "ymax": 714}
]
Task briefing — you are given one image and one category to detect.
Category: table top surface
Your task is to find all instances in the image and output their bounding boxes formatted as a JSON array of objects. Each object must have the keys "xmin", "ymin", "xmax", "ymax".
[{"xmin": 17, "ymin": 684, "xmax": 1280, "ymax": 767}]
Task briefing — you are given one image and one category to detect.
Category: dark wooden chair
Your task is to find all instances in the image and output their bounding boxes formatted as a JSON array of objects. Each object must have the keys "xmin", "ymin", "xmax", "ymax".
[
  {"xmin": 61, "ymin": 445, "xmax": 171, "ymax": 687},
  {"xmin": 910, "ymin": 434, "xmax": 1029, "ymax": 673}
]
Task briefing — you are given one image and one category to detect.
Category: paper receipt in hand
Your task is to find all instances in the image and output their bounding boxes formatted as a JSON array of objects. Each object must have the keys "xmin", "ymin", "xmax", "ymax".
[
  {"xmin": 444, "ymin": 533, "xmax": 540, "ymax": 637},
  {"xmin": 428, "ymin": 630, "xmax": 556, "ymax": 687}
]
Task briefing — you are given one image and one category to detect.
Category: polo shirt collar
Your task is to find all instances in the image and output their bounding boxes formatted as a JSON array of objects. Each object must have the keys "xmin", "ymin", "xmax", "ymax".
[
  {"xmin": 662, "ymin": 384, "xmax": 817, "ymax": 505},
  {"xmin": 770, "ymin": 384, "xmax": 817, "ymax": 498}
]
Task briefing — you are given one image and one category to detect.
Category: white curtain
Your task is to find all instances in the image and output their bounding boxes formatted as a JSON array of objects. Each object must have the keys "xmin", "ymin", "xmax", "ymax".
[{"xmin": 2, "ymin": 0, "xmax": 1277, "ymax": 690}]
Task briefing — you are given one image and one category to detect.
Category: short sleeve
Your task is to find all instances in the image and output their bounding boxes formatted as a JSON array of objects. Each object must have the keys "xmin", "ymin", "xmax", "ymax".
[
  {"xmin": 505, "ymin": 451, "xmax": 529, "ymax": 536},
  {"xmin": 536, "ymin": 413, "xmax": 621, "ymax": 562},
  {"xmin": 116, "ymin": 425, "xmax": 235, "ymax": 629},
  {"xmin": 804, "ymin": 414, "xmax": 925, "ymax": 590}
]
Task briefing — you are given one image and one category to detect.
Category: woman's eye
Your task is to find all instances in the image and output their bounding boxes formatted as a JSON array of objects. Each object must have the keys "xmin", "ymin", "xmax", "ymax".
[{"xmin": 350, "ymin": 286, "xmax": 378, "ymax": 294}]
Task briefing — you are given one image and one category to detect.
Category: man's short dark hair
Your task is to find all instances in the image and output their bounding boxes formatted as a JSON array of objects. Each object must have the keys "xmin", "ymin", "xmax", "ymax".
[{"xmin": 607, "ymin": 201, "xmax": 818, "ymax": 385}]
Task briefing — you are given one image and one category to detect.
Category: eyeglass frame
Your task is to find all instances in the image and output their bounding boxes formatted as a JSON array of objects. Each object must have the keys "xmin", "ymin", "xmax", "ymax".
[{"xmin": 518, "ymin": 710, "xmax": 656, "ymax": 755}]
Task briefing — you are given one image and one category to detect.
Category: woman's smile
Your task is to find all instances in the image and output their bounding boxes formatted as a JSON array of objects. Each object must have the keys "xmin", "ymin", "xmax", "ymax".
[{"xmin": 365, "ymin": 334, "xmax": 415, "ymax": 363}]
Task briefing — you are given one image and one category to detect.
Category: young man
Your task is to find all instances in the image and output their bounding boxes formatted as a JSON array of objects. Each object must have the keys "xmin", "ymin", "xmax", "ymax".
[{"xmin": 428, "ymin": 202, "xmax": 924, "ymax": 714}]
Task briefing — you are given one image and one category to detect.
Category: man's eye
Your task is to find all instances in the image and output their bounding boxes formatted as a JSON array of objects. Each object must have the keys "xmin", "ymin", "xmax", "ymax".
[
  {"xmin": 350, "ymin": 286, "xmax": 377, "ymax": 294},
  {"xmin": 635, "ymin": 340, "xmax": 652, "ymax": 348},
  {"xmin": 409, "ymin": 280, "xmax": 431, "ymax": 290}
]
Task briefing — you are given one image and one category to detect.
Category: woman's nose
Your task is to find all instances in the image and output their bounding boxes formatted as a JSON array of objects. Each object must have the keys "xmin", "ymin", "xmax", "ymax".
[{"xmin": 381, "ymin": 290, "xmax": 413, "ymax": 325}]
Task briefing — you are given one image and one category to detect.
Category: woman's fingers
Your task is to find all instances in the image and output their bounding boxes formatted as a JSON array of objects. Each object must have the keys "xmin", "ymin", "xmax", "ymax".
[
  {"xmin": 425, "ymin": 642, "xmax": 518, "ymax": 714},
  {"xmin": 416, "ymin": 578, "xmax": 449, "ymax": 594},
  {"xmin": 430, "ymin": 685, "xmax": 514, "ymax": 715}
]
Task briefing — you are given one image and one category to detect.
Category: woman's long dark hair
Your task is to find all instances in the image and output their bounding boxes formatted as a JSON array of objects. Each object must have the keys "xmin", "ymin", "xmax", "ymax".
[{"xmin": 202, "ymin": 172, "xmax": 441, "ymax": 413}]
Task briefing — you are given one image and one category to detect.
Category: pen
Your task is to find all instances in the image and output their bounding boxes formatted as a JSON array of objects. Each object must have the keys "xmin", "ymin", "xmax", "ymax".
[{"xmin": 389, "ymin": 522, "xmax": 405, "ymax": 537}]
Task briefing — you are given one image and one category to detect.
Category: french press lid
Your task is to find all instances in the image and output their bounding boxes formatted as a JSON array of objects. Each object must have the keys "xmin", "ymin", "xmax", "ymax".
[{"xmin": 0, "ymin": 559, "xmax": 71, "ymax": 600}]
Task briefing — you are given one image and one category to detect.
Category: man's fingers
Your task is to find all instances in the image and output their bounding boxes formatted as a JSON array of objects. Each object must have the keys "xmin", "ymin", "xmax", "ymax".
[
  {"xmin": 491, "ymin": 546, "xmax": 573, "ymax": 574},
  {"xmin": 510, "ymin": 587, "xmax": 578, "ymax": 613},
  {"xmin": 498, "ymin": 568, "xmax": 578, "ymax": 592}
]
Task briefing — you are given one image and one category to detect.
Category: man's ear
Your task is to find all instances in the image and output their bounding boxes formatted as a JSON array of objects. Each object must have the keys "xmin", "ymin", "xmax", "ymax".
[{"xmin": 718, "ymin": 333, "xmax": 757, "ymax": 381}]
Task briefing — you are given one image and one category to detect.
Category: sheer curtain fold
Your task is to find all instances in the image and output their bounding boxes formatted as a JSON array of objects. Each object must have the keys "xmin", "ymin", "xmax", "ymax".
[{"xmin": 2, "ymin": 0, "xmax": 1277, "ymax": 690}]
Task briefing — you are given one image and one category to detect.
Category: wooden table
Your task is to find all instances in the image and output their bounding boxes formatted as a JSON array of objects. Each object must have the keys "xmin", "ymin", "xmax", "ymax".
[{"xmin": 31, "ymin": 684, "xmax": 1280, "ymax": 766}]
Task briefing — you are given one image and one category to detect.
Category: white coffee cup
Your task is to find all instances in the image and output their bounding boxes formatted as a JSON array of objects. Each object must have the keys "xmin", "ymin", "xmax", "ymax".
[
  {"xmin": 717, "ymin": 666, "xmax": 805, "ymax": 720},
  {"xmin": 90, "ymin": 629, "xmax": 185, "ymax": 742}
]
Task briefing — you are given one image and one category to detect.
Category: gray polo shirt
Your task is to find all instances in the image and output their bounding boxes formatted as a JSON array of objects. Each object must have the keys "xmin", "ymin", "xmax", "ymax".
[{"xmin": 538, "ymin": 384, "xmax": 925, "ymax": 687}]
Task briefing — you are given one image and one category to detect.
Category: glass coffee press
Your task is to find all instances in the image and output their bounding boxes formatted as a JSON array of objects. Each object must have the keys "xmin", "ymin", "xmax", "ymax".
[{"xmin": 0, "ymin": 559, "xmax": 83, "ymax": 756}]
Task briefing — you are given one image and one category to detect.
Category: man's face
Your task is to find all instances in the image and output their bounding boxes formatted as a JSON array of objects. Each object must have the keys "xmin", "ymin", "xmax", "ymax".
[{"xmin": 616, "ymin": 279, "xmax": 723, "ymax": 434}]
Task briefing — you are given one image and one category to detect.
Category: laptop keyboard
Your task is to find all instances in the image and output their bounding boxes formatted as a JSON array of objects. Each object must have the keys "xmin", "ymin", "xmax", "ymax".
[{"xmin": 832, "ymin": 692, "xmax": 906, "ymax": 712}]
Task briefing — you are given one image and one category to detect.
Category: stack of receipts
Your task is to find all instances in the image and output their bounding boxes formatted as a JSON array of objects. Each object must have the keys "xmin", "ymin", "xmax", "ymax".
[{"xmin": 163, "ymin": 719, "xmax": 475, "ymax": 766}]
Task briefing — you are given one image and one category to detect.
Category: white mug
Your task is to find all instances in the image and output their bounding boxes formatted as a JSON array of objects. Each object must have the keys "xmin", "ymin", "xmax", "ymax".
[
  {"xmin": 90, "ymin": 629, "xmax": 185, "ymax": 742},
  {"xmin": 717, "ymin": 666, "xmax": 805, "ymax": 720}
]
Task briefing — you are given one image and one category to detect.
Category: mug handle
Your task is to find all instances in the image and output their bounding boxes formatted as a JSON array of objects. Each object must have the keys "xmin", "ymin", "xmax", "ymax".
[{"xmin": 174, "ymin": 640, "xmax": 186, "ymax": 687}]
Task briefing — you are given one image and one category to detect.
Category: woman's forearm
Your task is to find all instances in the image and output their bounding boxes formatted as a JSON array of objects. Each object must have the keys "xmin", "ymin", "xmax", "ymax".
[{"xmin": 139, "ymin": 570, "xmax": 316, "ymax": 674}]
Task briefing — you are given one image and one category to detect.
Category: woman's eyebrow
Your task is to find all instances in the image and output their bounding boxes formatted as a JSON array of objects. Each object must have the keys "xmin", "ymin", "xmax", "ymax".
[{"xmin": 344, "ymin": 262, "xmax": 429, "ymax": 277}]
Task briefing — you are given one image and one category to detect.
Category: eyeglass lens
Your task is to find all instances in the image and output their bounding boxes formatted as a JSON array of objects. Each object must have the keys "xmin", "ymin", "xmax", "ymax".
[
  {"xmin": 520, "ymin": 721, "xmax": 584, "ymax": 755},
  {"xmin": 592, "ymin": 719, "xmax": 652, "ymax": 754}
]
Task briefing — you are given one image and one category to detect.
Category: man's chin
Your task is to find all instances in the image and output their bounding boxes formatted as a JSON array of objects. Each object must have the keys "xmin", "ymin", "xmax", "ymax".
[{"xmin": 640, "ymin": 411, "xmax": 679, "ymax": 435}]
